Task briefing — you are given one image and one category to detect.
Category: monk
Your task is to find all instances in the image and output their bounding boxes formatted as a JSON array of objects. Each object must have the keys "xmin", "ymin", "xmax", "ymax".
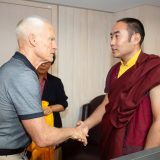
[{"xmin": 78, "ymin": 17, "xmax": 160, "ymax": 160}]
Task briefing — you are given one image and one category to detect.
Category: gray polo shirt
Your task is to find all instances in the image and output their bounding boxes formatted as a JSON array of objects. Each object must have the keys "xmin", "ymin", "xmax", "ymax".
[{"xmin": 0, "ymin": 52, "xmax": 44, "ymax": 149}]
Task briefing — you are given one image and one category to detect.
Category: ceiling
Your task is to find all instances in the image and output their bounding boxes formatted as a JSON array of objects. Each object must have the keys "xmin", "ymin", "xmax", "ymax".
[{"xmin": 29, "ymin": 0, "xmax": 160, "ymax": 12}]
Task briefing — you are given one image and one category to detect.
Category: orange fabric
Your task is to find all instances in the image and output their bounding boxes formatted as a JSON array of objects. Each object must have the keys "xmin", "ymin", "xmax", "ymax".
[
  {"xmin": 28, "ymin": 101, "xmax": 54, "ymax": 160},
  {"xmin": 42, "ymin": 101, "xmax": 54, "ymax": 126}
]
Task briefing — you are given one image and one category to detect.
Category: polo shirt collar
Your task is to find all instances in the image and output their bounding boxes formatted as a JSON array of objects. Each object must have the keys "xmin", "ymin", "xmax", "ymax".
[{"xmin": 13, "ymin": 51, "xmax": 37, "ymax": 76}]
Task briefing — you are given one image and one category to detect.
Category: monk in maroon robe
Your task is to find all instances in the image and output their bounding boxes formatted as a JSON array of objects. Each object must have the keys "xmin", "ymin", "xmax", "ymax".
[
  {"xmin": 80, "ymin": 17, "xmax": 160, "ymax": 160},
  {"xmin": 101, "ymin": 52, "xmax": 160, "ymax": 159}
]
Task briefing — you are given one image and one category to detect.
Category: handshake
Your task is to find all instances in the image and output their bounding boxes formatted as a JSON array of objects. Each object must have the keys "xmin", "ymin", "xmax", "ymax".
[{"xmin": 71, "ymin": 121, "xmax": 89, "ymax": 146}]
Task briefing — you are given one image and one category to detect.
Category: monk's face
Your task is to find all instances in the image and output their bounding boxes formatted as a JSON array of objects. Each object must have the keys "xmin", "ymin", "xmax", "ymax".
[
  {"xmin": 110, "ymin": 21, "xmax": 136, "ymax": 62},
  {"xmin": 37, "ymin": 62, "xmax": 51, "ymax": 75}
]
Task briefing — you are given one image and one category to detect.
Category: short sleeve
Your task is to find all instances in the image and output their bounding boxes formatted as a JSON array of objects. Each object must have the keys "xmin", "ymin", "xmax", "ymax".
[{"xmin": 7, "ymin": 70, "xmax": 43, "ymax": 120}]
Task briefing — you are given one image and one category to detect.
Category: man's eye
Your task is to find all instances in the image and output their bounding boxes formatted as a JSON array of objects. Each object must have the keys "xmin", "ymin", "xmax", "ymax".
[
  {"xmin": 50, "ymin": 38, "xmax": 55, "ymax": 41},
  {"xmin": 115, "ymin": 35, "xmax": 120, "ymax": 38}
]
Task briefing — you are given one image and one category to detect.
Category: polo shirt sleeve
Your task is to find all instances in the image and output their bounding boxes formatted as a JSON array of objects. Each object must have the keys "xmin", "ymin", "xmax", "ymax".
[{"xmin": 8, "ymin": 70, "xmax": 44, "ymax": 120}]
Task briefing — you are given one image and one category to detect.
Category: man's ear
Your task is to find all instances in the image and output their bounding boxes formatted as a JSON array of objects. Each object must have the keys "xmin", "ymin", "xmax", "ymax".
[
  {"xmin": 28, "ymin": 33, "xmax": 36, "ymax": 46},
  {"xmin": 131, "ymin": 33, "xmax": 141, "ymax": 45}
]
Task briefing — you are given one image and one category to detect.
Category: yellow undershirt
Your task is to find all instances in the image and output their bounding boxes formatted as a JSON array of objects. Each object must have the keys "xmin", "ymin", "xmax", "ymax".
[{"xmin": 118, "ymin": 49, "xmax": 141, "ymax": 78}]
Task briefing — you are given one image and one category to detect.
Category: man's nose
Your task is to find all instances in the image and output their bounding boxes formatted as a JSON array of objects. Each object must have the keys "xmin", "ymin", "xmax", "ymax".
[
  {"xmin": 110, "ymin": 37, "xmax": 115, "ymax": 46},
  {"xmin": 52, "ymin": 41, "xmax": 57, "ymax": 50}
]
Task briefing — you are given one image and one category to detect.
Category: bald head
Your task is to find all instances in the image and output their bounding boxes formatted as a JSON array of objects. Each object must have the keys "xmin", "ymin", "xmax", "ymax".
[
  {"xmin": 15, "ymin": 16, "xmax": 57, "ymax": 68},
  {"xmin": 16, "ymin": 16, "xmax": 49, "ymax": 44}
]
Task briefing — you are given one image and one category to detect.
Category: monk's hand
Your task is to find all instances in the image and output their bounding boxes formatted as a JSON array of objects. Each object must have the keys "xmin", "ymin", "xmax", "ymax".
[{"xmin": 43, "ymin": 106, "xmax": 52, "ymax": 115}]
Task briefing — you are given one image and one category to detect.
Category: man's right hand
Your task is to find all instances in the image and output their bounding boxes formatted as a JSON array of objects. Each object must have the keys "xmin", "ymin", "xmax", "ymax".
[{"xmin": 71, "ymin": 124, "xmax": 88, "ymax": 146}]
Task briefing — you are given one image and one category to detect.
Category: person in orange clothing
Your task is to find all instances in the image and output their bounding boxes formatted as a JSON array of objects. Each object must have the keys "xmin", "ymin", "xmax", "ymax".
[{"xmin": 28, "ymin": 54, "xmax": 68, "ymax": 160}]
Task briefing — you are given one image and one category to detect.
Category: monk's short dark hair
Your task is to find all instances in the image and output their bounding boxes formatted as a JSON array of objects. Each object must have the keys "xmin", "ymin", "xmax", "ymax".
[{"xmin": 117, "ymin": 17, "xmax": 145, "ymax": 45}]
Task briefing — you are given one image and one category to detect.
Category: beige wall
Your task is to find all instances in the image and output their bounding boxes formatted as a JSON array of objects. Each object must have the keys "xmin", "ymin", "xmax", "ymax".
[
  {"xmin": 58, "ymin": 6, "xmax": 112, "ymax": 126},
  {"xmin": 0, "ymin": 0, "xmax": 160, "ymax": 127}
]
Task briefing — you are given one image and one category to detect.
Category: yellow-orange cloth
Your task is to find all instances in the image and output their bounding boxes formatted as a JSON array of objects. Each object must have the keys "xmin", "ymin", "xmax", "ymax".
[
  {"xmin": 118, "ymin": 49, "xmax": 141, "ymax": 78},
  {"xmin": 42, "ymin": 101, "xmax": 54, "ymax": 126},
  {"xmin": 27, "ymin": 100, "xmax": 54, "ymax": 160}
]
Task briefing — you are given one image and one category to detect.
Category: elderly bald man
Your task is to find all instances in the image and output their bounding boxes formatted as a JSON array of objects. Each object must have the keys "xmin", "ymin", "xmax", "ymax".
[{"xmin": 0, "ymin": 16, "xmax": 87, "ymax": 160}]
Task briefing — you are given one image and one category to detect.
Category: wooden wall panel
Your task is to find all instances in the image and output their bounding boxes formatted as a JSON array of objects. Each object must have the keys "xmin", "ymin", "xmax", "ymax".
[{"xmin": 58, "ymin": 6, "xmax": 111, "ymax": 126}]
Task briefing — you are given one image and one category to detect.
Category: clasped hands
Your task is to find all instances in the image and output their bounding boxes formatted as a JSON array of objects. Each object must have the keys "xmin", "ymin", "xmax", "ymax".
[
  {"xmin": 71, "ymin": 121, "xmax": 89, "ymax": 146},
  {"xmin": 43, "ymin": 107, "xmax": 89, "ymax": 146}
]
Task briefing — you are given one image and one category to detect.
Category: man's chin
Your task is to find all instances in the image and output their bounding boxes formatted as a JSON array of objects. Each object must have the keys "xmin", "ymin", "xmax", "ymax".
[
  {"xmin": 47, "ymin": 57, "xmax": 53, "ymax": 63},
  {"xmin": 112, "ymin": 53, "xmax": 119, "ymax": 58},
  {"xmin": 41, "ymin": 58, "xmax": 53, "ymax": 63},
  {"xmin": 112, "ymin": 51, "xmax": 121, "ymax": 58}
]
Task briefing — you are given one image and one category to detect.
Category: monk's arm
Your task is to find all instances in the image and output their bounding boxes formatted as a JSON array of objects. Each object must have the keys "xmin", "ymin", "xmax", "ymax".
[
  {"xmin": 144, "ymin": 84, "xmax": 160, "ymax": 149},
  {"xmin": 84, "ymin": 94, "xmax": 109, "ymax": 130}
]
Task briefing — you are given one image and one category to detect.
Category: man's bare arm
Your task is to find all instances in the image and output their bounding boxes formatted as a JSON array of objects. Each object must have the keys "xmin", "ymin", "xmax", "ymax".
[
  {"xmin": 43, "ymin": 104, "xmax": 65, "ymax": 115},
  {"xmin": 84, "ymin": 94, "xmax": 109, "ymax": 130},
  {"xmin": 22, "ymin": 117, "xmax": 87, "ymax": 147},
  {"xmin": 145, "ymin": 84, "xmax": 160, "ymax": 148}
]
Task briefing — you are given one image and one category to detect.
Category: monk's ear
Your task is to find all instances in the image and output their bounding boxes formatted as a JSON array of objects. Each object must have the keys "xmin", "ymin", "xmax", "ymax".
[
  {"xmin": 28, "ymin": 33, "xmax": 37, "ymax": 46},
  {"xmin": 131, "ymin": 33, "xmax": 141, "ymax": 45}
]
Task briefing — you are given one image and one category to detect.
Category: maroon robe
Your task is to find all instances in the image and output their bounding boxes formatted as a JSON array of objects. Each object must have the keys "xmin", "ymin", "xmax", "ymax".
[{"xmin": 101, "ymin": 52, "xmax": 160, "ymax": 160}]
